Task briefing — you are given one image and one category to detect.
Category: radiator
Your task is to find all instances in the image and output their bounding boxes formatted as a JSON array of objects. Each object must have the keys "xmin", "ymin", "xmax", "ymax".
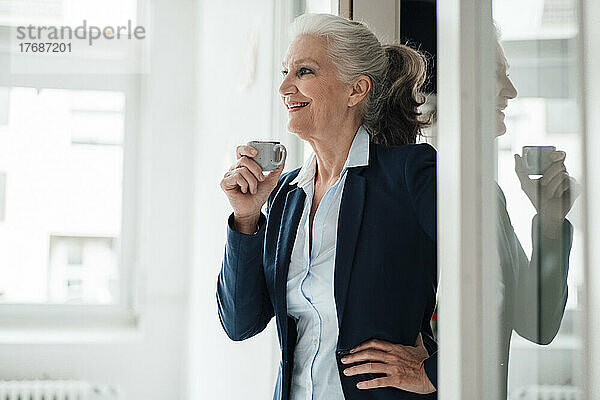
[
  {"xmin": 510, "ymin": 385, "xmax": 581, "ymax": 400},
  {"xmin": 0, "ymin": 380, "xmax": 120, "ymax": 400}
]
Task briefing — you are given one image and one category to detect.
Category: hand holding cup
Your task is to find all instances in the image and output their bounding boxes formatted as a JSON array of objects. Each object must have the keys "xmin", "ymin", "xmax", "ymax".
[
  {"xmin": 220, "ymin": 142, "xmax": 286, "ymax": 234},
  {"xmin": 514, "ymin": 147, "xmax": 581, "ymax": 237}
]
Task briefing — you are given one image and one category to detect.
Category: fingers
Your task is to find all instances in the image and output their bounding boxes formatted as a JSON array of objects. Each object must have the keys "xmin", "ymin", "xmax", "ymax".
[
  {"xmin": 550, "ymin": 150, "xmax": 566, "ymax": 162},
  {"xmin": 514, "ymin": 154, "xmax": 533, "ymax": 188},
  {"xmin": 220, "ymin": 170, "xmax": 248, "ymax": 193},
  {"xmin": 343, "ymin": 362, "xmax": 390, "ymax": 377},
  {"xmin": 220, "ymin": 167, "xmax": 259, "ymax": 194},
  {"xmin": 265, "ymin": 163, "xmax": 285, "ymax": 179},
  {"xmin": 514, "ymin": 154, "xmax": 527, "ymax": 177},
  {"xmin": 555, "ymin": 178, "xmax": 572, "ymax": 199},
  {"xmin": 350, "ymin": 338, "xmax": 394, "ymax": 354},
  {"xmin": 230, "ymin": 148, "xmax": 265, "ymax": 181},
  {"xmin": 546, "ymin": 172, "xmax": 570, "ymax": 198},
  {"xmin": 235, "ymin": 156, "xmax": 265, "ymax": 182},
  {"xmin": 540, "ymin": 160, "xmax": 567, "ymax": 186},
  {"xmin": 356, "ymin": 376, "xmax": 395, "ymax": 390},
  {"xmin": 569, "ymin": 177, "xmax": 583, "ymax": 199},
  {"xmin": 236, "ymin": 145, "xmax": 258, "ymax": 159},
  {"xmin": 341, "ymin": 349, "xmax": 394, "ymax": 365},
  {"xmin": 237, "ymin": 167, "xmax": 259, "ymax": 194},
  {"xmin": 228, "ymin": 146, "xmax": 265, "ymax": 191}
]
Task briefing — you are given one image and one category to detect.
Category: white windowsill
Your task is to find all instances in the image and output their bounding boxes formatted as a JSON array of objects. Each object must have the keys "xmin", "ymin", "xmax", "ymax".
[
  {"xmin": 0, "ymin": 325, "xmax": 143, "ymax": 344},
  {"xmin": 0, "ymin": 304, "xmax": 142, "ymax": 344}
]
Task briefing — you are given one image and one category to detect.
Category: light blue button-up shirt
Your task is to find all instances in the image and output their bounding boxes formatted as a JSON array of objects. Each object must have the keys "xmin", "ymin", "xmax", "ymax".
[{"xmin": 286, "ymin": 125, "xmax": 370, "ymax": 400}]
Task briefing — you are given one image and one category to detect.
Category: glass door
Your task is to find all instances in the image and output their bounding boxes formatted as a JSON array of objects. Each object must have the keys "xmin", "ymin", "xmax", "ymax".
[
  {"xmin": 493, "ymin": 1, "xmax": 583, "ymax": 398},
  {"xmin": 437, "ymin": 0, "xmax": 600, "ymax": 399}
]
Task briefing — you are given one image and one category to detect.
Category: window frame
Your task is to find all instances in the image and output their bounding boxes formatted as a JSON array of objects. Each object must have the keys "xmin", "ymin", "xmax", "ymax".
[
  {"xmin": 581, "ymin": 0, "xmax": 600, "ymax": 397},
  {"xmin": 436, "ymin": 0, "xmax": 501, "ymax": 398}
]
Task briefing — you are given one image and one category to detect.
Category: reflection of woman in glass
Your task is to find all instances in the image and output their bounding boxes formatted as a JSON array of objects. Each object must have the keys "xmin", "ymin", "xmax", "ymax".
[
  {"xmin": 495, "ymin": 38, "xmax": 580, "ymax": 398},
  {"xmin": 217, "ymin": 13, "xmax": 437, "ymax": 400}
]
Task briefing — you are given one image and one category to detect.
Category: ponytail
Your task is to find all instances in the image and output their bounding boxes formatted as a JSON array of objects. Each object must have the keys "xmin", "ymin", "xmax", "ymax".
[{"xmin": 364, "ymin": 44, "xmax": 430, "ymax": 146}]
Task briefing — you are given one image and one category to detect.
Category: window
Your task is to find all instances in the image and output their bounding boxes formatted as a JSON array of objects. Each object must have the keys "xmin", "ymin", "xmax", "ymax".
[
  {"xmin": 49, "ymin": 235, "xmax": 119, "ymax": 304},
  {"xmin": 493, "ymin": 0, "xmax": 584, "ymax": 398},
  {"xmin": 0, "ymin": 1, "xmax": 141, "ymax": 320},
  {"xmin": 0, "ymin": 87, "xmax": 125, "ymax": 305}
]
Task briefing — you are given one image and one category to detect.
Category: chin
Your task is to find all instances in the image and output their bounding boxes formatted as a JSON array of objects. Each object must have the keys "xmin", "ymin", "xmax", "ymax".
[
  {"xmin": 496, "ymin": 125, "xmax": 506, "ymax": 137},
  {"xmin": 496, "ymin": 113, "xmax": 507, "ymax": 136},
  {"xmin": 286, "ymin": 120, "xmax": 311, "ymax": 140}
]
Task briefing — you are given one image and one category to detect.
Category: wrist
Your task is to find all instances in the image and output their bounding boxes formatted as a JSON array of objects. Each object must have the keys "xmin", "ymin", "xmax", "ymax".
[
  {"xmin": 538, "ymin": 215, "xmax": 564, "ymax": 239},
  {"xmin": 233, "ymin": 212, "xmax": 261, "ymax": 234}
]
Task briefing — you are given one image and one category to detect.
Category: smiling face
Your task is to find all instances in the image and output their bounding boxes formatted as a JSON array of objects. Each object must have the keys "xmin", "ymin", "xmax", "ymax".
[
  {"xmin": 496, "ymin": 43, "xmax": 518, "ymax": 136},
  {"xmin": 279, "ymin": 35, "xmax": 355, "ymax": 141}
]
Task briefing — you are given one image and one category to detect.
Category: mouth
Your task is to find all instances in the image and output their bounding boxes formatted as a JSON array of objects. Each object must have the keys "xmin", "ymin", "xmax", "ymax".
[{"xmin": 286, "ymin": 101, "xmax": 310, "ymax": 112}]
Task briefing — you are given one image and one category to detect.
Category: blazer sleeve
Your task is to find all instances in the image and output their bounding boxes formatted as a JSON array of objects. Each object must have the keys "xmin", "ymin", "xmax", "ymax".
[
  {"xmin": 513, "ymin": 215, "xmax": 573, "ymax": 344},
  {"xmin": 422, "ymin": 332, "xmax": 438, "ymax": 389},
  {"xmin": 404, "ymin": 143, "xmax": 437, "ymax": 242},
  {"xmin": 216, "ymin": 189, "xmax": 280, "ymax": 342},
  {"xmin": 404, "ymin": 143, "xmax": 438, "ymax": 389}
]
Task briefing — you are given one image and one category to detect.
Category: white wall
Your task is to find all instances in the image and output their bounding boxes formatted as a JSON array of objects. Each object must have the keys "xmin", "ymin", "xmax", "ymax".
[
  {"xmin": 0, "ymin": 0, "xmax": 197, "ymax": 399},
  {"xmin": 186, "ymin": 0, "xmax": 283, "ymax": 399}
]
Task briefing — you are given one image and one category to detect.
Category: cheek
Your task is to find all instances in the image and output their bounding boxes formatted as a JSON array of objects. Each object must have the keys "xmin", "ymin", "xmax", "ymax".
[
  {"xmin": 301, "ymin": 77, "xmax": 343, "ymax": 102},
  {"xmin": 312, "ymin": 84, "xmax": 347, "ymax": 116},
  {"xmin": 301, "ymin": 79, "xmax": 328, "ymax": 101}
]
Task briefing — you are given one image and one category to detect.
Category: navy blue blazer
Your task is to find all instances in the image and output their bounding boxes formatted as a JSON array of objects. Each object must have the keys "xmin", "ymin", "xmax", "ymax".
[{"xmin": 217, "ymin": 141, "xmax": 437, "ymax": 400}]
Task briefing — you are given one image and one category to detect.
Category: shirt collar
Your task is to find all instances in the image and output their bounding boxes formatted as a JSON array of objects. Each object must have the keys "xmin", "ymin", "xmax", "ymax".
[{"xmin": 290, "ymin": 125, "xmax": 370, "ymax": 187}]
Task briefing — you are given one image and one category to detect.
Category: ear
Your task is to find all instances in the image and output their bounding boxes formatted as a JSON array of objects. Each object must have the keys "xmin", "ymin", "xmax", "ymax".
[{"xmin": 347, "ymin": 75, "xmax": 371, "ymax": 107}]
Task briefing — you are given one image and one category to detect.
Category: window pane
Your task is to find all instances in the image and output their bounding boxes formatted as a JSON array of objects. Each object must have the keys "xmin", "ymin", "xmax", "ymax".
[
  {"xmin": 49, "ymin": 235, "xmax": 119, "ymax": 303},
  {"xmin": 0, "ymin": 87, "xmax": 124, "ymax": 304},
  {"xmin": 493, "ymin": 0, "xmax": 583, "ymax": 398}
]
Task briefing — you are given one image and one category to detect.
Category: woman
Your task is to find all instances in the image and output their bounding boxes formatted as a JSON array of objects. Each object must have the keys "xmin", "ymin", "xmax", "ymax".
[
  {"xmin": 217, "ymin": 14, "xmax": 437, "ymax": 400},
  {"xmin": 495, "ymin": 37, "xmax": 579, "ymax": 399}
]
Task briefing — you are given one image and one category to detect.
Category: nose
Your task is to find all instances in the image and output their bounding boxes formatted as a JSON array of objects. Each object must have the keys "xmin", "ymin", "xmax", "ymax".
[
  {"xmin": 279, "ymin": 74, "xmax": 297, "ymax": 97},
  {"xmin": 505, "ymin": 75, "xmax": 517, "ymax": 99}
]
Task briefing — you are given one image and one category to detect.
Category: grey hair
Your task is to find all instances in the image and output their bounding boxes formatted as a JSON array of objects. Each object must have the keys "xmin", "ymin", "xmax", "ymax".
[{"xmin": 290, "ymin": 13, "xmax": 429, "ymax": 146}]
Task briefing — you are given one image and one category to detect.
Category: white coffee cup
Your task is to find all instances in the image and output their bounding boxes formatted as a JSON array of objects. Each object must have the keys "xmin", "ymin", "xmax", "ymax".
[
  {"xmin": 521, "ymin": 146, "xmax": 556, "ymax": 175},
  {"xmin": 247, "ymin": 141, "xmax": 287, "ymax": 171}
]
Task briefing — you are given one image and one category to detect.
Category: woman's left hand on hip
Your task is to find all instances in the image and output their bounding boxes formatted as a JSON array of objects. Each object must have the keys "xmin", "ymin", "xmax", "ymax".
[{"xmin": 341, "ymin": 333, "xmax": 436, "ymax": 394}]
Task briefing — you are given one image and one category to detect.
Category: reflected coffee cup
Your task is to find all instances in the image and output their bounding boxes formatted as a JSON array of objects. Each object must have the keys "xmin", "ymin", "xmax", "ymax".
[
  {"xmin": 521, "ymin": 146, "xmax": 556, "ymax": 175},
  {"xmin": 247, "ymin": 141, "xmax": 287, "ymax": 171}
]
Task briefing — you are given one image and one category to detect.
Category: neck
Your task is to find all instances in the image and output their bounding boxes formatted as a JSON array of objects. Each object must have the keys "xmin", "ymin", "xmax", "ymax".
[{"xmin": 307, "ymin": 119, "xmax": 361, "ymax": 185}]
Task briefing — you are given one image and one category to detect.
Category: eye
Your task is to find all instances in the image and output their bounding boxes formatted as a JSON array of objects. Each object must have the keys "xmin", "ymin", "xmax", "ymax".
[{"xmin": 298, "ymin": 67, "xmax": 312, "ymax": 76}]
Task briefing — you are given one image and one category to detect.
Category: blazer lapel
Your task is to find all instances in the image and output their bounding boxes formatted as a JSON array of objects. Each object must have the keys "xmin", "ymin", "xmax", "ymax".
[
  {"xmin": 334, "ymin": 168, "xmax": 366, "ymax": 330},
  {"xmin": 274, "ymin": 186, "xmax": 306, "ymax": 324}
]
